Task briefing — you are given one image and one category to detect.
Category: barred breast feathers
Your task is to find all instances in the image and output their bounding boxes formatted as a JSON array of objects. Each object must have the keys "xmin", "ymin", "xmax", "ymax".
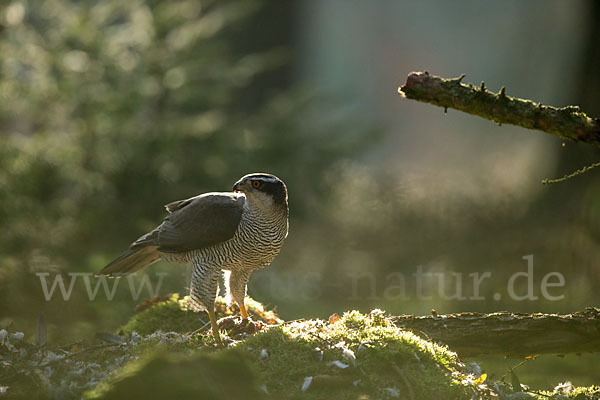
[{"xmin": 164, "ymin": 194, "xmax": 288, "ymax": 271}]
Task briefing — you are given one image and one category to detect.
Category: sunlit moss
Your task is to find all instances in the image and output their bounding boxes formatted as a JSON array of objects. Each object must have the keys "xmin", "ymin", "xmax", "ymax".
[
  {"xmin": 119, "ymin": 293, "xmax": 282, "ymax": 336},
  {"xmin": 241, "ymin": 310, "xmax": 486, "ymax": 399},
  {"xmin": 533, "ymin": 384, "xmax": 600, "ymax": 399},
  {"xmin": 82, "ymin": 307, "xmax": 600, "ymax": 399},
  {"xmin": 84, "ymin": 306, "xmax": 491, "ymax": 399}
]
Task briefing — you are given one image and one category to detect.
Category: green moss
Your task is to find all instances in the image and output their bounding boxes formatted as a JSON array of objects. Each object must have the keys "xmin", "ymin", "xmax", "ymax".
[
  {"xmin": 240, "ymin": 310, "xmax": 488, "ymax": 399},
  {"xmin": 87, "ymin": 308, "xmax": 501, "ymax": 399},
  {"xmin": 119, "ymin": 293, "xmax": 282, "ymax": 336},
  {"xmin": 119, "ymin": 294, "xmax": 197, "ymax": 335},
  {"xmin": 84, "ymin": 350, "xmax": 265, "ymax": 400},
  {"xmin": 533, "ymin": 385, "xmax": 600, "ymax": 399},
  {"xmin": 12, "ymin": 304, "xmax": 599, "ymax": 400}
]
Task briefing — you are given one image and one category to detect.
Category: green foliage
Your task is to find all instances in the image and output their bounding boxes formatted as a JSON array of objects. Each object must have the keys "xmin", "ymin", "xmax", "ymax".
[{"xmin": 0, "ymin": 0, "xmax": 270, "ymax": 264}]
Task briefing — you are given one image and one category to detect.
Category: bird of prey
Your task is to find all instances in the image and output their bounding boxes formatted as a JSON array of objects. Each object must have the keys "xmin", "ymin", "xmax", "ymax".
[{"xmin": 99, "ymin": 173, "xmax": 289, "ymax": 343}]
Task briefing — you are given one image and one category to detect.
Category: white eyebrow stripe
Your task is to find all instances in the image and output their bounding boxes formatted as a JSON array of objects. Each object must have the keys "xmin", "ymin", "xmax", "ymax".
[{"xmin": 255, "ymin": 176, "xmax": 279, "ymax": 183}]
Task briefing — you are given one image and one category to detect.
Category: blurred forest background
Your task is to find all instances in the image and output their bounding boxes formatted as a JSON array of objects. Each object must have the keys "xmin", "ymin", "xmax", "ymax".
[{"xmin": 0, "ymin": 0, "xmax": 599, "ymax": 389}]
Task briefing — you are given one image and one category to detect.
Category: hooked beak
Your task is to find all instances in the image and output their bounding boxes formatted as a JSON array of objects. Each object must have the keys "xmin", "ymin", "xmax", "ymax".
[{"xmin": 233, "ymin": 180, "xmax": 244, "ymax": 192}]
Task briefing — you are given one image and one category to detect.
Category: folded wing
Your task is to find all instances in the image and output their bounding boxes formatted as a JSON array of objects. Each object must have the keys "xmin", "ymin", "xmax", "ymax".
[
  {"xmin": 99, "ymin": 193, "xmax": 245, "ymax": 276},
  {"xmin": 153, "ymin": 193, "xmax": 245, "ymax": 253}
]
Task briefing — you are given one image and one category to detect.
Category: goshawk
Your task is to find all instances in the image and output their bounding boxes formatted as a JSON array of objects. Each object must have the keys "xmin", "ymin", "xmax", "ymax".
[{"xmin": 99, "ymin": 173, "xmax": 289, "ymax": 343}]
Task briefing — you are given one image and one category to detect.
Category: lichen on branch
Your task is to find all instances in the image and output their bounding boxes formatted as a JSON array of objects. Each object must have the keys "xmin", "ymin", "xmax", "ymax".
[{"xmin": 398, "ymin": 71, "xmax": 600, "ymax": 146}]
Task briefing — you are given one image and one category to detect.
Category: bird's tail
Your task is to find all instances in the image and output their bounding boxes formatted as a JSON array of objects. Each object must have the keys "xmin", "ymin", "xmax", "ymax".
[{"xmin": 99, "ymin": 246, "xmax": 161, "ymax": 277}]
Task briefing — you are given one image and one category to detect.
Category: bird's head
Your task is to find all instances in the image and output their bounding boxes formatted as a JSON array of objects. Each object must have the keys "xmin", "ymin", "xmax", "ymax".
[{"xmin": 233, "ymin": 173, "xmax": 288, "ymax": 209}]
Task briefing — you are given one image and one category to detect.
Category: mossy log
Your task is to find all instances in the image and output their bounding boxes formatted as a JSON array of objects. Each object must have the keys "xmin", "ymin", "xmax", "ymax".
[
  {"xmin": 398, "ymin": 71, "xmax": 600, "ymax": 146},
  {"xmin": 4, "ymin": 303, "xmax": 600, "ymax": 399},
  {"xmin": 393, "ymin": 308, "xmax": 600, "ymax": 358}
]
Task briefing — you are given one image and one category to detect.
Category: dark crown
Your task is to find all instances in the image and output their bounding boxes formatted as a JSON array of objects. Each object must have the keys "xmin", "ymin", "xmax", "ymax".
[{"xmin": 238, "ymin": 173, "xmax": 287, "ymax": 205}]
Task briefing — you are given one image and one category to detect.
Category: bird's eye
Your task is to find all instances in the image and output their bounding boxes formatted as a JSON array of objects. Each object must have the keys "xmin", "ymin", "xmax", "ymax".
[{"xmin": 252, "ymin": 181, "xmax": 261, "ymax": 189}]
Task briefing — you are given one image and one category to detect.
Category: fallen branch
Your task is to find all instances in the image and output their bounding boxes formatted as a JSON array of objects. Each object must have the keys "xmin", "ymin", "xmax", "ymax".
[
  {"xmin": 392, "ymin": 307, "xmax": 600, "ymax": 358},
  {"xmin": 398, "ymin": 71, "xmax": 600, "ymax": 146}
]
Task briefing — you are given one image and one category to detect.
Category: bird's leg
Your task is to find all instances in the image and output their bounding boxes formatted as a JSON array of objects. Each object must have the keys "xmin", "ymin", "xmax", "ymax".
[
  {"xmin": 238, "ymin": 301, "xmax": 249, "ymax": 320},
  {"xmin": 225, "ymin": 269, "xmax": 251, "ymax": 320},
  {"xmin": 207, "ymin": 307, "xmax": 221, "ymax": 345},
  {"xmin": 190, "ymin": 262, "xmax": 222, "ymax": 345}
]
